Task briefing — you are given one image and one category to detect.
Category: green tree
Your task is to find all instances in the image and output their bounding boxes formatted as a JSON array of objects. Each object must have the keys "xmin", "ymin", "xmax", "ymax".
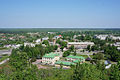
[
  {"xmin": 63, "ymin": 50, "xmax": 71, "ymax": 57},
  {"xmin": 69, "ymin": 45, "xmax": 74, "ymax": 52},
  {"xmin": 73, "ymin": 63, "xmax": 103, "ymax": 80},
  {"xmin": 42, "ymin": 40, "xmax": 49, "ymax": 45},
  {"xmin": 87, "ymin": 45, "xmax": 91, "ymax": 51},
  {"xmin": 93, "ymin": 53, "xmax": 104, "ymax": 60},
  {"xmin": 60, "ymin": 46, "xmax": 64, "ymax": 52}
]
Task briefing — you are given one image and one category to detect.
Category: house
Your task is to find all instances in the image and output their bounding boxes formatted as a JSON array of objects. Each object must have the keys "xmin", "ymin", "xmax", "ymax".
[
  {"xmin": 35, "ymin": 39, "xmax": 41, "ymax": 44},
  {"xmin": 42, "ymin": 53, "xmax": 60, "ymax": 65},
  {"xmin": 53, "ymin": 35, "xmax": 62, "ymax": 39},
  {"xmin": 66, "ymin": 55, "xmax": 85, "ymax": 63},
  {"xmin": 55, "ymin": 61, "xmax": 75, "ymax": 68},
  {"xmin": 63, "ymin": 47, "xmax": 67, "ymax": 52},
  {"xmin": 67, "ymin": 42, "xmax": 94, "ymax": 49}
]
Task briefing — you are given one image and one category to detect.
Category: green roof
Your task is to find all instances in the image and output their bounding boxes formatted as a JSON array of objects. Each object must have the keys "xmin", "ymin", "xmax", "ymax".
[
  {"xmin": 66, "ymin": 55, "xmax": 85, "ymax": 60},
  {"xmin": 43, "ymin": 53, "xmax": 59, "ymax": 58},
  {"xmin": 55, "ymin": 61, "xmax": 75, "ymax": 66},
  {"xmin": 73, "ymin": 59, "xmax": 82, "ymax": 63}
]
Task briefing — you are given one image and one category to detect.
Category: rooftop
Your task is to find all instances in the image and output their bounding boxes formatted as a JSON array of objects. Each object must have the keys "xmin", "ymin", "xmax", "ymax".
[
  {"xmin": 66, "ymin": 55, "xmax": 85, "ymax": 60},
  {"xmin": 68, "ymin": 42, "xmax": 94, "ymax": 45},
  {"xmin": 55, "ymin": 61, "xmax": 75, "ymax": 66},
  {"xmin": 43, "ymin": 53, "xmax": 59, "ymax": 58}
]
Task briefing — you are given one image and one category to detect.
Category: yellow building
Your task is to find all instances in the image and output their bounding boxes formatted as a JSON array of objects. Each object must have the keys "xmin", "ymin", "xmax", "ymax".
[{"xmin": 42, "ymin": 53, "xmax": 60, "ymax": 65}]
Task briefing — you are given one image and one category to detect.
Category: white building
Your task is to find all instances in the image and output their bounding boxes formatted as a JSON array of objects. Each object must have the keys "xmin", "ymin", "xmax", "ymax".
[
  {"xmin": 4, "ymin": 44, "xmax": 12, "ymax": 48},
  {"xmin": 24, "ymin": 43, "xmax": 35, "ymax": 47},
  {"xmin": 4, "ymin": 44, "xmax": 22, "ymax": 49},
  {"xmin": 53, "ymin": 35, "xmax": 62, "ymax": 39},
  {"xmin": 35, "ymin": 39, "xmax": 41, "ymax": 44},
  {"xmin": 68, "ymin": 42, "xmax": 94, "ymax": 49},
  {"xmin": 94, "ymin": 35, "xmax": 108, "ymax": 40},
  {"xmin": 42, "ymin": 53, "xmax": 60, "ymax": 65},
  {"xmin": 110, "ymin": 36, "xmax": 120, "ymax": 40},
  {"xmin": 12, "ymin": 44, "xmax": 22, "ymax": 49},
  {"xmin": 42, "ymin": 37, "xmax": 49, "ymax": 41},
  {"xmin": 114, "ymin": 42, "xmax": 120, "ymax": 47}
]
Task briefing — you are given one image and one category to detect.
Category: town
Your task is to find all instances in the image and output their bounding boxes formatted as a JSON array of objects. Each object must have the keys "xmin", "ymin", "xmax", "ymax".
[{"xmin": 0, "ymin": 28, "xmax": 120, "ymax": 79}]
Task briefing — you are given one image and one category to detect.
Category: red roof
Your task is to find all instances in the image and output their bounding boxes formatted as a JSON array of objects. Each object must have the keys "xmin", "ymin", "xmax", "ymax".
[{"xmin": 59, "ymin": 35, "xmax": 62, "ymax": 36}]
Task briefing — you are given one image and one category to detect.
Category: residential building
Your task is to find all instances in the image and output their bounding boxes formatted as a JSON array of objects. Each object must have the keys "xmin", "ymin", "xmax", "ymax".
[{"xmin": 67, "ymin": 42, "xmax": 94, "ymax": 49}]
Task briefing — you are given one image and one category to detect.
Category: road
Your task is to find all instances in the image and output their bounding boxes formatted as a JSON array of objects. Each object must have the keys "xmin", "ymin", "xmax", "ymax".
[
  {"xmin": 0, "ymin": 49, "xmax": 12, "ymax": 56},
  {"xmin": 0, "ymin": 58, "xmax": 9, "ymax": 65}
]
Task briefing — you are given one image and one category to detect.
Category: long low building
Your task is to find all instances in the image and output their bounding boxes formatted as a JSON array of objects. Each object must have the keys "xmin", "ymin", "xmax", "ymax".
[
  {"xmin": 55, "ymin": 61, "xmax": 76, "ymax": 68},
  {"xmin": 66, "ymin": 55, "xmax": 85, "ymax": 62},
  {"xmin": 68, "ymin": 42, "xmax": 94, "ymax": 49}
]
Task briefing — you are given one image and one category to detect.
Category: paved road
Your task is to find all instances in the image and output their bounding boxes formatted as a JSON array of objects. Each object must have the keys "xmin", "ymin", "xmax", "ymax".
[
  {"xmin": 0, "ymin": 58, "xmax": 9, "ymax": 65},
  {"xmin": 76, "ymin": 51, "xmax": 93, "ymax": 55},
  {"xmin": 0, "ymin": 49, "xmax": 12, "ymax": 56}
]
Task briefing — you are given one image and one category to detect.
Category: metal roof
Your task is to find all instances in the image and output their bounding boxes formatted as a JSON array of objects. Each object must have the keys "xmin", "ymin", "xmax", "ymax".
[
  {"xmin": 55, "ymin": 61, "xmax": 75, "ymax": 66},
  {"xmin": 66, "ymin": 55, "xmax": 85, "ymax": 59},
  {"xmin": 43, "ymin": 53, "xmax": 59, "ymax": 58}
]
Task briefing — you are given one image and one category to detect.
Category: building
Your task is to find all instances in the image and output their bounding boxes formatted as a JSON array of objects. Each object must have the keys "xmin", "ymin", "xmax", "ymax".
[
  {"xmin": 110, "ymin": 36, "xmax": 120, "ymax": 40},
  {"xmin": 42, "ymin": 37, "xmax": 49, "ymax": 41},
  {"xmin": 24, "ymin": 43, "xmax": 35, "ymax": 47},
  {"xmin": 55, "ymin": 61, "xmax": 75, "ymax": 68},
  {"xmin": 4, "ymin": 44, "xmax": 12, "ymax": 48},
  {"xmin": 53, "ymin": 35, "xmax": 62, "ymax": 39},
  {"xmin": 114, "ymin": 42, "xmax": 120, "ymax": 47},
  {"xmin": 11, "ymin": 44, "xmax": 22, "ymax": 49},
  {"xmin": 94, "ymin": 35, "xmax": 108, "ymax": 40},
  {"xmin": 42, "ymin": 53, "xmax": 60, "ymax": 65},
  {"xmin": 67, "ymin": 42, "xmax": 94, "ymax": 49},
  {"xmin": 66, "ymin": 55, "xmax": 85, "ymax": 63},
  {"xmin": 35, "ymin": 39, "xmax": 41, "ymax": 44}
]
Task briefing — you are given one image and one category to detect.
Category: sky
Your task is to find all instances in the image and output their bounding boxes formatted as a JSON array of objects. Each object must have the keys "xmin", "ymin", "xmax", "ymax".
[{"xmin": 0, "ymin": 0, "xmax": 120, "ymax": 28}]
